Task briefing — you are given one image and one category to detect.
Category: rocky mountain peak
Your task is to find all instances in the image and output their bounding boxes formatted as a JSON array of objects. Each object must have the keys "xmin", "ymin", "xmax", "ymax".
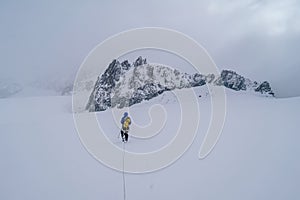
[
  {"xmin": 255, "ymin": 81, "xmax": 274, "ymax": 96},
  {"xmin": 86, "ymin": 57, "xmax": 275, "ymax": 112},
  {"xmin": 133, "ymin": 56, "xmax": 147, "ymax": 67},
  {"xmin": 215, "ymin": 70, "xmax": 246, "ymax": 91}
]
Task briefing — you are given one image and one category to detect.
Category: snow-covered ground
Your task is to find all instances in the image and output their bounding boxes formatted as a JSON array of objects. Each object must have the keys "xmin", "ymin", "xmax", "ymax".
[{"xmin": 0, "ymin": 89, "xmax": 299, "ymax": 200}]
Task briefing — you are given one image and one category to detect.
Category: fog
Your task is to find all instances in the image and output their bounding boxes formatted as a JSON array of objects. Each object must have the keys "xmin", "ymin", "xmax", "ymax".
[{"xmin": 1, "ymin": 0, "xmax": 299, "ymax": 97}]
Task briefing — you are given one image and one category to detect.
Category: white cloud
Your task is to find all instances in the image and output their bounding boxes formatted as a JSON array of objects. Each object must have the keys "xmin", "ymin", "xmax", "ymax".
[
  {"xmin": 251, "ymin": 0, "xmax": 300, "ymax": 36},
  {"xmin": 0, "ymin": 0, "xmax": 299, "ymax": 97},
  {"xmin": 206, "ymin": 0, "xmax": 300, "ymax": 36}
]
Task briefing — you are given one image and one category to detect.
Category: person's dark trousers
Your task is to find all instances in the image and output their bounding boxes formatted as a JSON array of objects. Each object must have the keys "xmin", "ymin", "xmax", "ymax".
[{"xmin": 121, "ymin": 130, "xmax": 128, "ymax": 142}]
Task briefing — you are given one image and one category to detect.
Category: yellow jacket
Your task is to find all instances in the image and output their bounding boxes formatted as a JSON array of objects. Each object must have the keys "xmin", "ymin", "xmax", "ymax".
[{"xmin": 122, "ymin": 117, "xmax": 131, "ymax": 131}]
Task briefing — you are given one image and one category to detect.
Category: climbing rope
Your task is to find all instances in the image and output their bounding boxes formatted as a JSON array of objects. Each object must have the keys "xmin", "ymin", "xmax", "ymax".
[{"xmin": 122, "ymin": 142, "xmax": 126, "ymax": 200}]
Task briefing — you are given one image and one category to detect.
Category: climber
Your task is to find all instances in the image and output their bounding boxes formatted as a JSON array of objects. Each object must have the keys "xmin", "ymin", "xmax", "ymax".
[{"xmin": 120, "ymin": 112, "xmax": 131, "ymax": 142}]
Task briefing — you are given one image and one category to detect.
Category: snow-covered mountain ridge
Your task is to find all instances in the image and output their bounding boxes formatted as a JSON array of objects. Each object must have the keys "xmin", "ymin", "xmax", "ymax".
[
  {"xmin": 0, "ymin": 82, "xmax": 22, "ymax": 98},
  {"xmin": 86, "ymin": 57, "xmax": 274, "ymax": 112}
]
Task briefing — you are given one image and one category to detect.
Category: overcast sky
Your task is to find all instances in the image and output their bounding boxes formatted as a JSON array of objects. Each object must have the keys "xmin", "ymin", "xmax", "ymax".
[{"xmin": 0, "ymin": 0, "xmax": 300, "ymax": 97}]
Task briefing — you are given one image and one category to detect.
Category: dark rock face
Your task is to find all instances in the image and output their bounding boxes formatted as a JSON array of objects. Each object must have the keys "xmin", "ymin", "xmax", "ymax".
[
  {"xmin": 124, "ymin": 83, "xmax": 163, "ymax": 108},
  {"xmin": 121, "ymin": 60, "xmax": 131, "ymax": 70},
  {"xmin": 255, "ymin": 81, "xmax": 274, "ymax": 96},
  {"xmin": 86, "ymin": 56, "xmax": 208, "ymax": 112},
  {"xmin": 86, "ymin": 57, "xmax": 145, "ymax": 111},
  {"xmin": 133, "ymin": 56, "xmax": 147, "ymax": 67},
  {"xmin": 125, "ymin": 73, "xmax": 206, "ymax": 108},
  {"xmin": 86, "ymin": 57, "xmax": 275, "ymax": 112},
  {"xmin": 191, "ymin": 73, "xmax": 206, "ymax": 87},
  {"xmin": 215, "ymin": 70, "xmax": 246, "ymax": 91}
]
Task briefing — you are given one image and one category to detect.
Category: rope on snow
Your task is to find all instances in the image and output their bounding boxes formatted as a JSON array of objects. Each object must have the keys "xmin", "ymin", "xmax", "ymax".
[{"xmin": 122, "ymin": 142, "xmax": 126, "ymax": 200}]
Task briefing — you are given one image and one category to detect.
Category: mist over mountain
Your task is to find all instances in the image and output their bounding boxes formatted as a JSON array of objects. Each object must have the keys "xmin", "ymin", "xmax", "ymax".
[
  {"xmin": 1, "ymin": 1, "xmax": 299, "ymax": 98},
  {"xmin": 0, "ymin": 81, "xmax": 22, "ymax": 98}
]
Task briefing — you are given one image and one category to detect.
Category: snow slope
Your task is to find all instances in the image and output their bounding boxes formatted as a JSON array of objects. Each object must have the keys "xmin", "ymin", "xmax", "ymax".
[{"xmin": 0, "ymin": 90, "xmax": 299, "ymax": 200}]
